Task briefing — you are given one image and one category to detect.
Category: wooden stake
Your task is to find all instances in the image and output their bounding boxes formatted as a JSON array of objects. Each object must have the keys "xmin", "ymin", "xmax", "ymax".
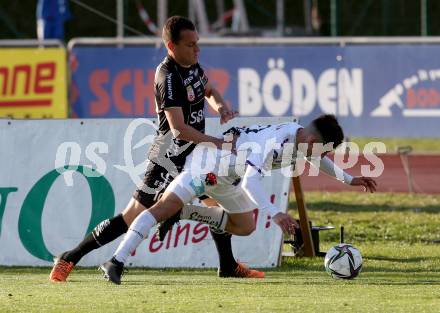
[{"xmin": 292, "ymin": 175, "xmax": 315, "ymax": 257}]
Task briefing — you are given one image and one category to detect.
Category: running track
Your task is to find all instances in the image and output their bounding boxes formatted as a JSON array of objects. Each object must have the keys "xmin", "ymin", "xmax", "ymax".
[{"xmin": 300, "ymin": 154, "xmax": 440, "ymax": 194}]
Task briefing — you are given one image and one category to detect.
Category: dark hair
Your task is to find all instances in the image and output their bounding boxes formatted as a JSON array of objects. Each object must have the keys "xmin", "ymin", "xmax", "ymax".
[
  {"xmin": 312, "ymin": 114, "xmax": 344, "ymax": 149},
  {"xmin": 162, "ymin": 16, "xmax": 196, "ymax": 44}
]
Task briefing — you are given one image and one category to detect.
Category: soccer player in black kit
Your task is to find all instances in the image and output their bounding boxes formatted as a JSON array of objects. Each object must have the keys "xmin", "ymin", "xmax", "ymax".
[{"xmin": 50, "ymin": 16, "xmax": 264, "ymax": 282}]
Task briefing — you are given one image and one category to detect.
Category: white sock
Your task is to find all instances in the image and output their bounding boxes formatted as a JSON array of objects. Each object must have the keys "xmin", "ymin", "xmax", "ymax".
[
  {"xmin": 114, "ymin": 211, "xmax": 157, "ymax": 264},
  {"xmin": 181, "ymin": 204, "xmax": 228, "ymax": 231}
]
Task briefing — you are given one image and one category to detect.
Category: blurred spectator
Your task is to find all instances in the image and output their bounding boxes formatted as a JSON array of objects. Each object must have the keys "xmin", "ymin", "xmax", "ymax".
[{"xmin": 36, "ymin": 0, "xmax": 71, "ymax": 40}]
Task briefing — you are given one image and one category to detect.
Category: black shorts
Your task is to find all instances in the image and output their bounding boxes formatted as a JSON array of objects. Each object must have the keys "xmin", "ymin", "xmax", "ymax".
[{"xmin": 133, "ymin": 160, "xmax": 207, "ymax": 208}]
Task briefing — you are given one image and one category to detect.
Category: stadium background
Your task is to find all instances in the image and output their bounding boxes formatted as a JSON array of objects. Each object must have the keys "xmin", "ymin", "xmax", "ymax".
[
  {"xmin": 3, "ymin": 0, "xmax": 440, "ymax": 38},
  {"xmin": 2, "ymin": 0, "xmax": 438, "ymax": 193},
  {"xmin": 1, "ymin": 1, "xmax": 440, "ymax": 312}
]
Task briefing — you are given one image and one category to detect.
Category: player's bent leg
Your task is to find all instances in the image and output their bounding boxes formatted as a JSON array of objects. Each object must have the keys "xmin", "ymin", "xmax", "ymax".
[
  {"xmin": 224, "ymin": 211, "xmax": 256, "ymax": 236},
  {"xmin": 156, "ymin": 197, "xmax": 219, "ymax": 241},
  {"xmin": 211, "ymin": 185, "xmax": 257, "ymax": 236},
  {"xmin": 197, "ymin": 198, "xmax": 243, "ymax": 276},
  {"xmin": 176, "ymin": 206, "xmax": 254, "ymax": 236},
  {"xmin": 101, "ymin": 171, "xmax": 196, "ymax": 285},
  {"xmin": 51, "ymin": 162, "xmax": 170, "ymax": 282},
  {"xmin": 50, "ymin": 197, "xmax": 148, "ymax": 282},
  {"xmin": 100, "ymin": 207, "xmax": 159, "ymax": 285},
  {"xmin": 209, "ymin": 185, "xmax": 264, "ymax": 278},
  {"xmin": 155, "ymin": 170, "xmax": 201, "ymax": 240},
  {"xmin": 201, "ymin": 197, "xmax": 218, "ymax": 207},
  {"xmin": 214, "ymin": 219, "xmax": 264, "ymax": 279},
  {"xmin": 121, "ymin": 192, "xmax": 185, "ymax": 262},
  {"xmin": 173, "ymin": 206, "xmax": 263, "ymax": 278},
  {"xmin": 49, "ymin": 200, "xmax": 136, "ymax": 282},
  {"xmin": 121, "ymin": 198, "xmax": 150, "ymax": 225},
  {"xmin": 148, "ymin": 191, "xmax": 185, "ymax": 222},
  {"xmin": 100, "ymin": 191, "xmax": 188, "ymax": 285},
  {"xmin": 215, "ymin": 213, "xmax": 265, "ymax": 278}
]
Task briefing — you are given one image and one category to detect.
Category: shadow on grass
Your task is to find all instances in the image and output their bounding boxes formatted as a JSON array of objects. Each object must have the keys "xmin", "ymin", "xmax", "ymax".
[
  {"xmin": 290, "ymin": 201, "xmax": 440, "ymax": 213},
  {"xmin": 365, "ymin": 255, "xmax": 440, "ymax": 263},
  {"xmin": 277, "ymin": 257, "xmax": 440, "ymax": 274},
  {"xmin": 119, "ymin": 278, "xmax": 440, "ymax": 286}
]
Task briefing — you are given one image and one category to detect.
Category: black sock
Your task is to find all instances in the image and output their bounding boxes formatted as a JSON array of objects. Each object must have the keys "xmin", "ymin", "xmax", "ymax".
[
  {"xmin": 210, "ymin": 229, "xmax": 237, "ymax": 272},
  {"xmin": 61, "ymin": 214, "xmax": 128, "ymax": 265},
  {"xmin": 110, "ymin": 256, "xmax": 124, "ymax": 266}
]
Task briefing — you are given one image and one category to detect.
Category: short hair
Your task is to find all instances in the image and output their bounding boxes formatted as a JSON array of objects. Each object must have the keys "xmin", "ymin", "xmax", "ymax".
[
  {"xmin": 162, "ymin": 16, "xmax": 196, "ymax": 44},
  {"xmin": 311, "ymin": 114, "xmax": 344, "ymax": 149}
]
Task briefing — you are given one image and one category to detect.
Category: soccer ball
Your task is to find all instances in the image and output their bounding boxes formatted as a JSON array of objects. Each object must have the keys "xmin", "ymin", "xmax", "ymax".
[{"xmin": 324, "ymin": 244, "xmax": 363, "ymax": 279}]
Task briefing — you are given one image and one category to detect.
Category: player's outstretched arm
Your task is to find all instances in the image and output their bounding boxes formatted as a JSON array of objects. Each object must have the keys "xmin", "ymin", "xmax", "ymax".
[
  {"xmin": 242, "ymin": 165, "xmax": 297, "ymax": 234},
  {"xmin": 312, "ymin": 156, "xmax": 377, "ymax": 193},
  {"xmin": 165, "ymin": 107, "xmax": 224, "ymax": 148},
  {"xmin": 313, "ymin": 156, "xmax": 353, "ymax": 184}
]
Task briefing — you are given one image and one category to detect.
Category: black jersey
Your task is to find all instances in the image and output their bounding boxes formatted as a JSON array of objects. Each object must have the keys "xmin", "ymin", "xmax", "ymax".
[{"xmin": 148, "ymin": 55, "xmax": 208, "ymax": 169}]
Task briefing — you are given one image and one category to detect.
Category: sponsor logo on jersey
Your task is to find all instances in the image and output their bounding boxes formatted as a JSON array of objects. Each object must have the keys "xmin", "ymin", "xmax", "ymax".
[
  {"xmin": 186, "ymin": 85, "xmax": 195, "ymax": 102},
  {"xmin": 190, "ymin": 109, "xmax": 204, "ymax": 124},
  {"xmin": 184, "ymin": 76, "xmax": 194, "ymax": 86},
  {"xmin": 166, "ymin": 73, "xmax": 173, "ymax": 100},
  {"xmin": 201, "ymin": 73, "xmax": 208, "ymax": 86}
]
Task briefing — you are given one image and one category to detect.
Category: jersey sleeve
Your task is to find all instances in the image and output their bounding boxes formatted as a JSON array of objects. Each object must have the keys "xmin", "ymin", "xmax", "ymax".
[
  {"xmin": 308, "ymin": 156, "xmax": 353, "ymax": 184},
  {"xmin": 156, "ymin": 69, "xmax": 187, "ymax": 110},
  {"xmin": 240, "ymin": 123, "xmax": 298, "ymax": 216}
]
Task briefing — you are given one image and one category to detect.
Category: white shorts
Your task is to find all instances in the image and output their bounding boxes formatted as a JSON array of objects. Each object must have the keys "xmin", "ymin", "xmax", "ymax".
[{"xmin": 166, "ymin": 171, "xmax": 257, "ymax": 214}]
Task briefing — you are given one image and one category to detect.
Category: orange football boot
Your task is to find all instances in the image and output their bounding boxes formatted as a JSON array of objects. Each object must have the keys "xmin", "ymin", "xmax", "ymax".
[
  {"xmin": 49, "ymin": 257, "xmax": 74, "ymax": 282},
  {"xmin": 219, "ymin": 262, "xmax": 265, "ymax": 278}
]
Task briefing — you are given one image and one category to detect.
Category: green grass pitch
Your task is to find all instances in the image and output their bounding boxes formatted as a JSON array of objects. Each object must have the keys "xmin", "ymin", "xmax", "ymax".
[{"xmin": 1, "ymin": 192, "xmax": 440, "ymax": 313}]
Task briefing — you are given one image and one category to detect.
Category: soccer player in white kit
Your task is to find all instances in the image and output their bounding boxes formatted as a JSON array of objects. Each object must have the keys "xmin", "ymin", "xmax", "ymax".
[{"xmin": 100, "ymin": 115, "xmax": 377, "ymax": 284}]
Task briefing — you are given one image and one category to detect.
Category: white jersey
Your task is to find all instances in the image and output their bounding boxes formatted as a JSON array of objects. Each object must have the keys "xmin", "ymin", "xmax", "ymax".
[
  {"xmin": 232, "ymin": 122, "xmax": 302, "ymax": 173},
  {"xmin": 181, "ymin": 122, "xmax": 353, "ymax": 216}
]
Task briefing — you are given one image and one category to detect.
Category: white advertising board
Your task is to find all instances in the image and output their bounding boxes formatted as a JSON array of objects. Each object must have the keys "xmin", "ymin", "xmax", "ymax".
[{"xmin": 0, "ymin": 117, "xmax": 292, "ymax": 268}]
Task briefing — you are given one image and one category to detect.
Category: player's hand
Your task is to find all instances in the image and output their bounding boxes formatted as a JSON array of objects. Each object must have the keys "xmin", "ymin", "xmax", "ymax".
[
  {"xmin": 272, "ymin": 212, "xmax": 298, "ymax": 235},
  {"xmin": 219, "ymin": 107, "xmax": 238, "ymax": 125},
  {"xmin": 350, "ymin": 176, "xmax": 377, "ymax": 193},
  {"xmin": 222, "ymin": 133, "xmax": 238, "ymax": 154}
]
